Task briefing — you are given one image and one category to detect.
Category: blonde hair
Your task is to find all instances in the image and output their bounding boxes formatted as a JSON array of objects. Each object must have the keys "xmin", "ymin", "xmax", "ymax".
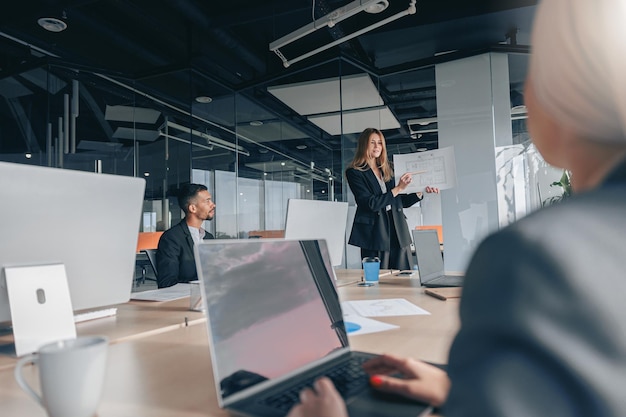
[
  {"xmin": 348, "ymin": 128, "xmax": 394, "ymax": 182},
  {"xmin": 530, "ymin": 0, "xmax": 626, "ymax": 143}
]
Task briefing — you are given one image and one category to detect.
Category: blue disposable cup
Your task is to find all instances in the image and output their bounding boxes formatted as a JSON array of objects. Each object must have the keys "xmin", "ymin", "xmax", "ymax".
[{"xmin": 362, "ymin": 257, "xmax": 380, "ymax": 284}]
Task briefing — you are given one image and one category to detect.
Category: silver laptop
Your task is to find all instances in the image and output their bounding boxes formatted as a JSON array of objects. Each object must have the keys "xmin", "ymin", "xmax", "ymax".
[
  {"xmin": 195, "ymin": 239, "xmax": 432, "ymax": 417},
  {"xmin": 412, "ymin": 230, "xmax": 463, "ymax": 288}
]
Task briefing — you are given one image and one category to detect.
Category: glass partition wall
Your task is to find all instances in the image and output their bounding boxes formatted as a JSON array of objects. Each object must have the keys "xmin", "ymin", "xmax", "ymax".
[{"xmin": 2, "ymin": 54, "xmax": 558, "ymax": 269}]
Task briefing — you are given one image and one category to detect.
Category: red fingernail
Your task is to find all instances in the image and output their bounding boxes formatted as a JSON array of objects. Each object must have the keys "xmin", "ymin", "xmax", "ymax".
[{"xmin": 370, "ymin": 375, "xmax": 383, "ymax": 387}]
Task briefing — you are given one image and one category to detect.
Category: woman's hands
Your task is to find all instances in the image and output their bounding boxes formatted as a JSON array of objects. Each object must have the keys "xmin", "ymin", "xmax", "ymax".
[
  {"xmin": 393, "ymin": 173, "xmax": 440, "ymax": 197},
  {"xmin": 392, "ymin": 172, "xmax": 413, "ymax": 196},
  {"xmin": 417, "ymin": 185, "xmax": 440, "ymax": 199},
  {"xmin": 286, "ymin": 354, "xmax": 450, "ymax": 417},
  {"xmin": 286, "ymin": 377, "xmax": 349, "ymax": 417},
  {"xmin": 364, "ymin": 354, "xmax": 450, "ymax": 407}
]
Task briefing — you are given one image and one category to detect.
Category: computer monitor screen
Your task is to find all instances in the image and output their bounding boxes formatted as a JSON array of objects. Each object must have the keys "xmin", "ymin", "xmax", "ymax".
[
  {"xmin": 0, "ymin": 162, "xmax": 145, "ymax": 324},
  {"xmin": 284, "ymin": 199, "xmax": 349, "ymax": 267}
]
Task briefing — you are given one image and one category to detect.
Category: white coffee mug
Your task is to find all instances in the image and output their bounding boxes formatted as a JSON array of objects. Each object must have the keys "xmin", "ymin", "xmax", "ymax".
[{"xmin": 14, "ymin": 336, "xmax": 109, "ymax": 417}]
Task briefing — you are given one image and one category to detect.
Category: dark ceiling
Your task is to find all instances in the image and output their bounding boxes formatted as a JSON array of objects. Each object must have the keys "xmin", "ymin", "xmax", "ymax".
[{"xmin": 0, "ymin": 0, "xmax": 537, "ymax": 183}]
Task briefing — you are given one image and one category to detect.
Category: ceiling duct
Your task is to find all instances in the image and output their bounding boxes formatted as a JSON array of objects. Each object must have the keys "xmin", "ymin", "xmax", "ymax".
[{"xmin": 270, "ymin": 0, "xmax": 417, "ymax": 68}]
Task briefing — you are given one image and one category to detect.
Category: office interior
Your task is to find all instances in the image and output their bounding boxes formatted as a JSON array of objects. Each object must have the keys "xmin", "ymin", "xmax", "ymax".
[{"xmin": 0, "ymin": 1, "xmax": 567, "ymax": 272}]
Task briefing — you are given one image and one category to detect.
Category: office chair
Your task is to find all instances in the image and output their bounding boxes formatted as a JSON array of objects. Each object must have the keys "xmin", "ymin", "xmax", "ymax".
[
  {"xmin": 144, "ymin": 249, "xmax": 158, "ymax": 279},
  {"xmin": 136, "ymin": 249, "xmax": 158, "ymax": 285}
]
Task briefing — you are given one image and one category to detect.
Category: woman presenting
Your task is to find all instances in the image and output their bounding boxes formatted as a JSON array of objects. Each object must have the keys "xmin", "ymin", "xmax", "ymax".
[{"xmin": 346, "ymin": 127, "xmax": 439, "ymax": 270}]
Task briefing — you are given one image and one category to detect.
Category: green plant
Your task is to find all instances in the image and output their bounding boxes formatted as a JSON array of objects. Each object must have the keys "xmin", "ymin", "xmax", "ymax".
[{"xmin": 542, "ymin": 170, "xmax": 572, "ymax": 206}]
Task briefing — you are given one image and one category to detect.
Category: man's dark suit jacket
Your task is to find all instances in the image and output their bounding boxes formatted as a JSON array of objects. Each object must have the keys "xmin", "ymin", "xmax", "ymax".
[
  {"xmin": 156, "ymin": 220, "xmax": 214, "ymax": 288},
  {"xmin": 346, "ymin": 167, "xmax": 421, "ymax": 251}
]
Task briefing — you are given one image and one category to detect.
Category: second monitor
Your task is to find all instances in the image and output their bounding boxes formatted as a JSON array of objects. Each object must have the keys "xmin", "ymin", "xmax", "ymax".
[{"xmin": 284, "ymin": 199, "xmax": 349, "ymax": 267}]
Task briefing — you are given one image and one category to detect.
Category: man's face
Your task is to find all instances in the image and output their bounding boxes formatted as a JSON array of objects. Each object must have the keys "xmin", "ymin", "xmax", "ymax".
[{"xmin": 190, "ymin": 190, "xmax": 216, "ymax": 221}]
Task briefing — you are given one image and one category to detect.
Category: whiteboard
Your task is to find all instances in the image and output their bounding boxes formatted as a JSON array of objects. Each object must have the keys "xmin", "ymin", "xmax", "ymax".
[{"xmin": 284, "ymin": 199, "xmax": 349, "ymax": 266}]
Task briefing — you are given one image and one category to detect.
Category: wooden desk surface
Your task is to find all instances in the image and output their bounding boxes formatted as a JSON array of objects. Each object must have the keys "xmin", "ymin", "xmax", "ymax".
[
  {"xmin": 339, "ymin": 276, "xmax": 460, "ymax": 364},
  {"xmin": 0, "ymin": 298, "xmax": 205, "ymax": 371},
  {"xmin": 0, "ymin": 275, "xmax": 459, "ymax": 417}
]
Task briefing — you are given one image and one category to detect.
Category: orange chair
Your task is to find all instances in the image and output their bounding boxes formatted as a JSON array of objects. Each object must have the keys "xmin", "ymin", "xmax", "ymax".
[
  {"xmin": 136, "ymin": 231, "xmax": 164, "ymax": 253},
  {"xmin": 135, "ymin": 232, "xmax": 163, "ymax": 285},
  {"xmin": 416, "ymin": 225, "xmax": 443, "ymax": 244}
]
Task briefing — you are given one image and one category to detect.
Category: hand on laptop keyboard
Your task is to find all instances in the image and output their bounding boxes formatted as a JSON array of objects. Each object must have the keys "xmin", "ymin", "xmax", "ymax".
[
  {"xmin": 261, "ymin": 356, "xmax": 369, "ymax": 412},
  {"xmin": 285, "ymin": 377, "xmax": 349, "ymax": 417}
]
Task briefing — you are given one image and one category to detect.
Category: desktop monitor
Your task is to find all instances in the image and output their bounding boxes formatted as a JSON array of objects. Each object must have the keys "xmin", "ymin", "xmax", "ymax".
[
  {"xmin": 0, "ymin": 162, "xmax": 146, "ymax": 324},
  {"xmin": 283, "ymin": 199, "xmax": 349, "ymax": 267}
]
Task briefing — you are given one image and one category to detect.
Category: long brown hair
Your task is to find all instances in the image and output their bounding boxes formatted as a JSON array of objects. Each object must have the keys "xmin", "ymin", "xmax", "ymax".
[{"xmin": 348, "ymin": 128, "xmax": 393, "ymax": 182}]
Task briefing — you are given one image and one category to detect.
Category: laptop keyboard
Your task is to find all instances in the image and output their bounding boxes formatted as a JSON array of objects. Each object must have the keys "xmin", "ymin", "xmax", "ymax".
[{"xmin": 259, "ymin": 356, "xmax": 370, "ymax": 412}]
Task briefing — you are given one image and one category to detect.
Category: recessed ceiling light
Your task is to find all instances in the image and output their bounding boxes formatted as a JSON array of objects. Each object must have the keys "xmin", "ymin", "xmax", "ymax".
[
  {"xmin": 417, "ymin": 148, "xmax": 428, "ymax": 152},
  {"xmin": 143, "ymin": 172, "xmax": 150, "ymax": 177},
  {"xmin": 25, "ymin": 152, "xmax": 32, "ymax": 159},
  {"xmin": 296, "ymin": 144, "xmax": 307, "ymax": 150},
  {"xmin": 38, "ymin": 17, "xmax": 67, "ymax": 33},
  {"xmin": 364, "ymin": 0, "xmax": 389, "ymax": 14},
  {"xmin": 249, "ymin": 120, "xmax": 263, "ymax": 126},
  {"xmin": 195, "ymin": 96, "xmax": 212, "ymax": 103}
]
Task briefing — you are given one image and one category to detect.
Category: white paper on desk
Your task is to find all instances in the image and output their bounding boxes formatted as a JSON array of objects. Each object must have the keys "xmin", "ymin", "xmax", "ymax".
[
  {"xmin": 393, "ymin": 146, "xmax": 457, "ymax": 193},
  {"xmin": 130, "ymin": 283, "xmax": 191, "ymax": 301},
  {"xmin": 343, "ymin": 313, "xmax": 399, "ymax": 336},
  {"xmin": 343, "ymin": 298, "xmax": 430, "ymax": 317}
]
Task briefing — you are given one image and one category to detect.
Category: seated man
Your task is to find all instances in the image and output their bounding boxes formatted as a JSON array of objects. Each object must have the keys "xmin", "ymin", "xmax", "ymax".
[{"xmin": 156, "ymin": 183, "xmax": 215, "ymax": 288}]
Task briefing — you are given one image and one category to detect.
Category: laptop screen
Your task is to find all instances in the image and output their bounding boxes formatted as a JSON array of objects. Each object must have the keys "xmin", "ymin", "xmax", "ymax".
[
  {"xmin": 195, "ymin": 239, "xmax": 347, "ymax": 403},
  {"xmin": 412, "ymin": 230, "xmax": 445, "ymax": 282}
]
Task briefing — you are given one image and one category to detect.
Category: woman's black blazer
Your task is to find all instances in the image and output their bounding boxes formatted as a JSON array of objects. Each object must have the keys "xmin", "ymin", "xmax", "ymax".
[{"xmin": 346, "ymin": 167, "xmax": 421, "ymax": 251}]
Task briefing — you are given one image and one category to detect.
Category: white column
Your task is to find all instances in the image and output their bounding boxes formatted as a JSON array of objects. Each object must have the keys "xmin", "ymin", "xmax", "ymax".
[{"xmin": 436, "ymin": 53, "xmax": 513, "ymax": 272}]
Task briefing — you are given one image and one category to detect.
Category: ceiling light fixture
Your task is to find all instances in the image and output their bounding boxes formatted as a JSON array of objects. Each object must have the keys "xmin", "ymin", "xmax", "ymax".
[
  {"xmin": 195, "ymin": 96, "xmax": 212, "ymax": 103},
  {"xmin": 295, "ymin": 144, "xmax": 307, "ymax": 150},
  {"xmin": 511, "ymin": 105, "xmax": 527, "ymax": 114},
  {"xmin": 163, "ymin": 120, "xmax": 249, "ymax": 156},
  {"xmin": 511, "ymin": 105, "xmax": 528, "ymax": 121},
  {"xmin": 364, "ymin": 0, "xmax": 389, "ymax": 13},
  {"xmin": 37, "ymin": 17, "xmax": 67, "ymax": 33},
  {"xmin": 249, "ymin": 120, "xmax": 263, "ymax": 126},
  {"xmin": 270, "ymin": 0, "xmax": 417, "ymax": 68}
]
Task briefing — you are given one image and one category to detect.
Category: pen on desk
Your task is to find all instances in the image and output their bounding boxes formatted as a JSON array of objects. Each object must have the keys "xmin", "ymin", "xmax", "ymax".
[{"xmin": 424, "ymin": 289, "xmax": 447, "ymax": 301}]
